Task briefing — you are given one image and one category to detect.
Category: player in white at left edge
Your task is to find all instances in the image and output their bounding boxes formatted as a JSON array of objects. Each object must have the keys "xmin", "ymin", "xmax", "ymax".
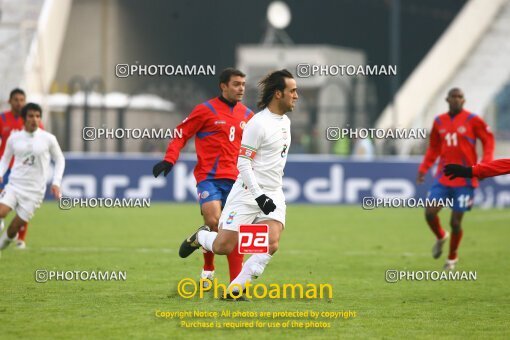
[{"xmin": 0, "ymin": 103, "xmax": 65, "ymax": 256}]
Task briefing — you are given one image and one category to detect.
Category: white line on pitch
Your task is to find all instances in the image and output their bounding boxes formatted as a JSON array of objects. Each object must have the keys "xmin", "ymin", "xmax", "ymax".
[{"xmin": 38, "ymin": 247, "xmax": 174, "ymax": 253}]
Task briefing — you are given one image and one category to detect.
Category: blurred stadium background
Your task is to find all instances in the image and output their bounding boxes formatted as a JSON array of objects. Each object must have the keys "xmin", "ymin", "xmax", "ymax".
[{"xmin": 2, "ymin": 1, "xmax": 510, "ymax": 338}]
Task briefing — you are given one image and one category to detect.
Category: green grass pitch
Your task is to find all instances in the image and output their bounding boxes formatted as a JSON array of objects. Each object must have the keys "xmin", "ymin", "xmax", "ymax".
[{"xmin": 1, "ymin": 203, "xmax": 509, "ymax": 339}]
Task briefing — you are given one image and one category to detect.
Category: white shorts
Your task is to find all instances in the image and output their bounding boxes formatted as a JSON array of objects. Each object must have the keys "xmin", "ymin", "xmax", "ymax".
[
  {"xmin": 0, "ymin": 185, "xmax": 43, "ymax": 222},
  {"xmin": 219, "ymin": 181, "xmax": 286, "ymax": 232}
]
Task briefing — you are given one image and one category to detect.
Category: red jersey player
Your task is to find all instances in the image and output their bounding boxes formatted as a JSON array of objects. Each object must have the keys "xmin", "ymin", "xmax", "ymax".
[
  {"xmin": 0, "ymin": 88, "xmax": 31, "ymax": 248},
  {"xmin": 417, "ymin": 88, "xmax": 494, "ymax": 270},
  {"xmin": 153, "ymin": 68, "xmax": 254, "ymax": 284},
  {"xmin": 444, "ymin": 159, "xmax": 510, "ymax": 179}
]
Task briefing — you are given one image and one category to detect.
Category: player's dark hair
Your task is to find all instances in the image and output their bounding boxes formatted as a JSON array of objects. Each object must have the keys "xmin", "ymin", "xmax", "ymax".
[
  {"xmin": 447, "ymin": 87, "xmax": 463, "ymax": 97},
  {"xmin": 219, "ymin": 68, "xmax": 246, "ymax": 88},
  {"xmin": 257, "ymin": 69, "xmax": 294, "ymax": 109},
  {"xmin": 9, "ymin": 88, "xmax": 25, "ymax": 100},
  {"xmin": 21, "ymin": 103, "xmax": 43, "ymax": 120}
]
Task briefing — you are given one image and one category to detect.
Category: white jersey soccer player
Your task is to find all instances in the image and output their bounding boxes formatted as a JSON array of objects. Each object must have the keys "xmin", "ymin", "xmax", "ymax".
[
  {"xmin": 179, "ymin": 69, "xmax": 298, "ymax": 300},
  {"xmin": 219, "ymin": 107, "xmax": 291, "ymax": 231},
  {"xmin": 0, "ymin": 103, "xmax": 65, "ymax": 254}
]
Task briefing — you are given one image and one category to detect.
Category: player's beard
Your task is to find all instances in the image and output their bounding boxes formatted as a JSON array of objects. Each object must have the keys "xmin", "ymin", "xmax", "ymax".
[{"xmin": 281, "ymin": 100, "xmax": 293, "ymax": 113}]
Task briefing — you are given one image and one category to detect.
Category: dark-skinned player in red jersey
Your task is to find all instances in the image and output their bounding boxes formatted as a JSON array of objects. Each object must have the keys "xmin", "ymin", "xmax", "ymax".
[
  {"xmin": 417, "ymin": 88, "xmax": 494, "ymax": 271},
  {"xmin": 153, "ymin": 68, "xmax": 254, "ymax": 285}
]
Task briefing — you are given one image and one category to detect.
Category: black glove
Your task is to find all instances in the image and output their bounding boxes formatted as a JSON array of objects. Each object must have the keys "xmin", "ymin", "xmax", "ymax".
[
  {"xmin": 255, "ymin": 194, "xmax": 276, "ymax": 215},
  {"xmin": 443, "ymin": 164, "xmax": 473, "ymax": 180},
  {"xmin": 153, "ymin": 161, "xmax": 173, "ymax": 177}
]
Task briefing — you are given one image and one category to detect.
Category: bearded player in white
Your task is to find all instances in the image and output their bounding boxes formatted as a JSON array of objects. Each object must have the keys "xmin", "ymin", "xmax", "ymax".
[
  {"xmin": 0, "ymin": 103, "xmax": 65, "ymax": 255},
  {"xmin": 179, "ymin": 69, "xmax": 298, "ymax": 298}
]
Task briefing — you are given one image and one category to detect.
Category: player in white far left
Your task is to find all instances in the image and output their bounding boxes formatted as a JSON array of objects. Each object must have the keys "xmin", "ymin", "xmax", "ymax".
[{"xmin": 0, "ymin": 103, "xmax": 65, "ymax": 255}]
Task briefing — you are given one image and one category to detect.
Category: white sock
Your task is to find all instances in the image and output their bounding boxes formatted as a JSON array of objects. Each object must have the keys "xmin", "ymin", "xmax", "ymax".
[
  {"xmin": 197, "ymin": 230, "xmax": 217, "ymax": 252},
  {"xmin": 0, "ymin": 230, "xmax": 15, "ymax": 250},
  {"xmin": 229, "ymin": 253, "xmax": 272, "ymax": 291},
  {"xmin": 0, "ymin": 219, "xmax": 4, "ymax": 232}
]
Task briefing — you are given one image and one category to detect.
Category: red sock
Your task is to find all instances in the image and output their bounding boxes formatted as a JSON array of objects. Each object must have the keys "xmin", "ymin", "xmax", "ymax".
[
  {"xmin": 17, "ymin": 223, "xmax": 28, "ymax": 241},
  {"xmin": 448, "ymin": 230, "xmax": 463, "ymax": 260},
  {"xmin": 203, "ymin": 251, "xmax": 215, "ymax": 271},
  {"xmin": 427, "ymin": 215, "xmax": 445, "ymax": 240},
  {"xmin": 227, "ymin": 246, "xmax": 244, "ymax": 282}
]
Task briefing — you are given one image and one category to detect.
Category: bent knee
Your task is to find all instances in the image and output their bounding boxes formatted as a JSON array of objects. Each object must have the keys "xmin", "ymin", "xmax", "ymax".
[
  {"xmin": 213, "ymin": 239, "xmax": 235, "ymax": 255},
  {"xmin": 450, "ymin": 221, "xmax": 462, "ymax": 232}
]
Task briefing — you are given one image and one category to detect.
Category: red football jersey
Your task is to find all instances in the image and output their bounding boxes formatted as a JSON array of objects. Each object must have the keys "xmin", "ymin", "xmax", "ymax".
[
  {"xmin": 472, "ymin": 158, "xmax": 510, "ymax": 179},
  {"xmin": 419, "ymin": 110, "xmax": 494, "ymax": 187},
  {"xmin": 0, "ymin": 111, "xmax": 44, "ymax": 168},
  {"xmin": 164, "ymin": 96, "xmax": 254, "ymax": 183}
]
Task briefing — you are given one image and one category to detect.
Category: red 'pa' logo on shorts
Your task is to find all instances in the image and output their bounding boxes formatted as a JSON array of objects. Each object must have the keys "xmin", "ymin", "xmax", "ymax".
[{"xmin": 238, "ymin": 224, "xmax": 269, "ymax": 254}]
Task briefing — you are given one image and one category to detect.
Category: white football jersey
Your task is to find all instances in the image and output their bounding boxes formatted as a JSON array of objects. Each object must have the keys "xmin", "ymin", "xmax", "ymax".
[
  {"xmin": 238, "ymin": 108, "xmax": 291, "ymax": 198},
  {"xmin": 0, "ymin": 128, "xmax": 65, "ymax": 198}
]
